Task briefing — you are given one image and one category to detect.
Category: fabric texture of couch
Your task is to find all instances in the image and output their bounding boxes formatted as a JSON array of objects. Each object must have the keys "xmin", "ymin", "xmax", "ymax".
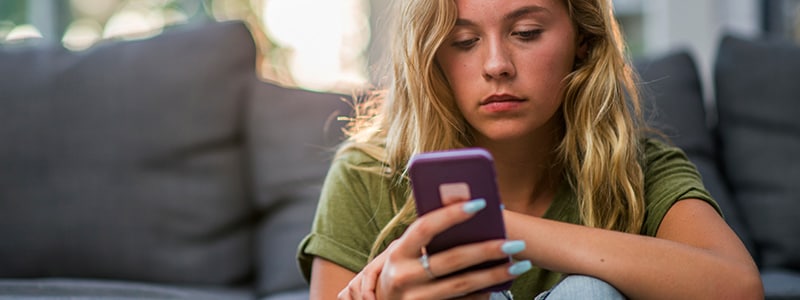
[
  {"xmin": 637, "ymin": 34, "xmax": 800, "ymax": 300},
  {"xmin": 0, "ymin": 21, "xmax": 350, "ymax": 299}
]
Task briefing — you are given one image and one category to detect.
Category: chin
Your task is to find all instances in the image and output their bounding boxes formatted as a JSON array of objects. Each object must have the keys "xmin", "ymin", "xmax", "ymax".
[
  {"xmin": 475, "ymin": 129, "xmax": 534, "ymax": 144},
  {"xmin": 472, "ymin": 122, "xmax": 557, "ymax": 146}
]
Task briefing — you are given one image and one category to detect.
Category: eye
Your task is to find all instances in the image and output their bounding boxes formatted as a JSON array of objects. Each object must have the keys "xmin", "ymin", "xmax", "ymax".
[
  {"xmin": 452, "ymin": 37, "xmax": 479, "ymax": 49},
  {"xmin": 512, "ymin": 29, "xmax": 543, "ymax": 40}
]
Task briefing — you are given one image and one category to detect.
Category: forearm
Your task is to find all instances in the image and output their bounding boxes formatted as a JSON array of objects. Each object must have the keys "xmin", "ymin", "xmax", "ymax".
[
  {"xmin": 504, "ymin": 211, "xmax": 762, "ymax": 299},
  {"xmin": 310, "ymin": 257, "xmax": 357, "ymax": 300}
]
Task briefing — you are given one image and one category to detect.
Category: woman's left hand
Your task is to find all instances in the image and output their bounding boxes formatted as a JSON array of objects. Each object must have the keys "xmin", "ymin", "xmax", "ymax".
[
  {"xmin": 338, "ymin": 241, "xmax": 395, "ymax": 300},
  {"xmin": 339, "ymin": 241, "xmax": 492, "ymax": 300}
]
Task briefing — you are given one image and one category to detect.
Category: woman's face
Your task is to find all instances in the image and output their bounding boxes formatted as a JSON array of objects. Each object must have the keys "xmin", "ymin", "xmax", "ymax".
[{"xmin": 436, "ymin": 0, "xmax": 579, "ymax": 145}]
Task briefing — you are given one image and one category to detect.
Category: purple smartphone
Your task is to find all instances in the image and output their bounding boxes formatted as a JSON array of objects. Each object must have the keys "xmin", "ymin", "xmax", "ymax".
[{"xmin": 408, "ymin": 148, "xmax": 512, "ymax": 292}]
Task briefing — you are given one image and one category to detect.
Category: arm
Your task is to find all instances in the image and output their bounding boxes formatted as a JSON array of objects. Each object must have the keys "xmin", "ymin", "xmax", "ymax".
[
  {"xmin": 504, "ymin": 199, "xmax": 763, "ymax": 299},
  {"xmin": 312, "ymin": 241, "xmax": 395, "ymax": 300},
  {"xmin": 311, "ymin": 257, "xmax": 357, "ymax": 300}
]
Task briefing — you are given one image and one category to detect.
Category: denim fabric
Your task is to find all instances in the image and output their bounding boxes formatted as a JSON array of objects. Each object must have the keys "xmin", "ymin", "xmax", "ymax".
[
  {"xmin": 534, "ymin": 275, "xmax": 625, "ymax": 300},
  {"xmin": 490, "ymin": 290, "xmax": 513, "ymax": 300}
]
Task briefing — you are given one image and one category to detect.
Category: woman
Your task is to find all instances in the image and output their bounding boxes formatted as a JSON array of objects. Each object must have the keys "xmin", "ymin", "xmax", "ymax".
[{"xmin": 298, "ymin": 0, "xmax": 763, "ymax": 299}]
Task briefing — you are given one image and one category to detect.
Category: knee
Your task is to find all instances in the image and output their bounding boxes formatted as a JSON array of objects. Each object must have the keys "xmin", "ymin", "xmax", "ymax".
[{"xmin": 542, "ymin": 275, "xmax": 625, "ymax": 300}]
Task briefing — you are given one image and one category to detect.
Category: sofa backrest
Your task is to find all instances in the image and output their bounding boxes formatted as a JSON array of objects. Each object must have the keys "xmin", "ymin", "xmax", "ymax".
[
  {"xmin": 0, "ymin": 20, "xmax": 255, "ymax": 285},
  {"xmin": 637, "ymin": 35, "xmax": 800, "ymax": 275},
  {"xmin": 715, "ymin": 34, "xmax": 800, "ymax": 272},
  {"xmin": 0, "ymin": 20, "xmax": 351, "ymax": 295},
  {"xmin": 635, "ymin": 50, "xmax": 755, "ymax": 256}
]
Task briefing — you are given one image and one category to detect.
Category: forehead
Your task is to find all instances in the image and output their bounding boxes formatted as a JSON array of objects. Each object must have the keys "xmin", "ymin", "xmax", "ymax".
[
  {"xmin": 453, "ymin": 0, "xmax": 565, "ymax": 14},
  {"xmin": 452, "ymin": 0, "xmax": 568, "ymax": 26}
]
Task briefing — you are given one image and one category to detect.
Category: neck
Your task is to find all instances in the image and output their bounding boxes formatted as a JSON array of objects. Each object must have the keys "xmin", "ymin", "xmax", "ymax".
[{"xmin": 475, "ymin": 132, "xmax": 562, "ymax": 216}]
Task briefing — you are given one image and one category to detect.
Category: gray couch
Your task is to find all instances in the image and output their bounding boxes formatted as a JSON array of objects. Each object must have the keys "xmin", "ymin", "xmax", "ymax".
[
  {"xmin": 637, "ymin": 35, "xmax": 800, "ymax": 299},
  {"xmin": 1, "ymin": 19, "xmax": 799, "ymax": 300},
  {"xmin": 0, "ymin": 21, "xmax": 350, "ymax": 299}
]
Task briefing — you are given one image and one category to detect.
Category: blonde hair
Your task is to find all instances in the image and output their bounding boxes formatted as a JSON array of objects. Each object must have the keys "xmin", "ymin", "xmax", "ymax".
[
  {"xmin": 339, "ymin": 0, "xmax": 646, "ymax": 259},
  {"xmin": 559, "ymin": 0, "xmax": 645, "ymax": 234}
]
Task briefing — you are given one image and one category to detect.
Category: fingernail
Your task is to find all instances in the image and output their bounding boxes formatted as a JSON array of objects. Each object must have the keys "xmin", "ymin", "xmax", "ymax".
[
  {"xmin": 462, "ymin": 198, "xmax": 486, "ymax": 214},
  {"xmin": 508, "ymin": 260, "xmax": 532, "ymax": 276},
  {"xmin": 501, "ymin": 240, "xmax": 526, "ymax": 255}
]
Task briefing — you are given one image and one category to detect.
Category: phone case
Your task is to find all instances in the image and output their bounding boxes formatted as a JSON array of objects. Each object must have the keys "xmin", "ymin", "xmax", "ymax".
[{"xmin": 408, "ymin": 148, "xmax": 512, "ymax": 292}]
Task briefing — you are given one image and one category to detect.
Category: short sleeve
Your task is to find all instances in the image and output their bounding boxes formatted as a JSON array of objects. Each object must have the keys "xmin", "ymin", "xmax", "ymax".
[
  {"xmin": 297, "ymin": 150, "xmax": 395, "ymax": 281},
  {"xmin": 641, "ymin": 139, "xmax": 722, "ymax": 236}
]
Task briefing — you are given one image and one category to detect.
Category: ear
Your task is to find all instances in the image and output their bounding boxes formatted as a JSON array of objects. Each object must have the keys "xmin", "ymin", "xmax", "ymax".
[{"xmin": 576, "ymin": 33, "xmax": 589, "ymax": 60}]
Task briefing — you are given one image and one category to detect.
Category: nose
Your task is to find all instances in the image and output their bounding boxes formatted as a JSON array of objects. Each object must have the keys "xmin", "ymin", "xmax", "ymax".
[{"xmin": 483, "ymin": 40, "xmax": 515, "ymax": 80}]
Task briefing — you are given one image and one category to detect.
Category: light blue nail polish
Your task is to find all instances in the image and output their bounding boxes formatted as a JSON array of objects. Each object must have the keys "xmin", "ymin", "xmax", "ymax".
[
  {"xmin": 501, "ymin": 240, "xmax": 526, "ymax": 255},
  {"xmin": 508, "ymin": 260, "xmax": 532, "ymax": 276},
  {"xmin": 462, "ymin": 198, "xmax": 486, "ymax": 213}
]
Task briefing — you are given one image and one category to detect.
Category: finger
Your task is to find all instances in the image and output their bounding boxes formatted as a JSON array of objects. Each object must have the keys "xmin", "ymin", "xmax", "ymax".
[
  {"xmin": 342, "ymin": 251, "xmax": 388, "ymax": 300},
  {"xmin": 411, "ymin": 260, "xmax": 532, "ymax": 299},
  {"xmin": 338, "ymin": 274, "xmax": 359, "ymax": 300},
  {"xmin": 378, "ymin": 239, "xmax": 525, "ymax": 292},
  {"xmin": 357, "ymin": 267, "xmax": 380, "ymax": 300},
  {"xmin": 397, "ymin": 198, "xmax": 488, "ymax": 257},
  {"xmin": 359, "ymin": 241, "xmax": 397, "ymax": 300},
  {"xmin": 426, "ymin": 239, "xmax": 525, "ymax": 278}
]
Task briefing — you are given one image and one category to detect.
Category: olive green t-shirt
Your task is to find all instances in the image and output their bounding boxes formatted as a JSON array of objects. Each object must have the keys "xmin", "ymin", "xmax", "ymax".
[{"xmin": 297, "ymin": 138, "xmax": 720, "ymax": 299}]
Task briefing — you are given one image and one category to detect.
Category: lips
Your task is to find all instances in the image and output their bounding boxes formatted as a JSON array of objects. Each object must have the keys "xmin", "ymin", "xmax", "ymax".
[
  {"xmin": 480, "ymin": 94, "xmax": 525, "ymax": 106},
  {"xmin": 478, "ymin": 94, "xmax": 526, "ymax": 113}
]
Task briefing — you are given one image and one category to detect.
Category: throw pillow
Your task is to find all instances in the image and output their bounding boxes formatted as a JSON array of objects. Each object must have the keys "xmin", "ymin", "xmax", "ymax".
[{"xmin": 0, "ymin": 21, "xmax": 256, "ymax": 285}]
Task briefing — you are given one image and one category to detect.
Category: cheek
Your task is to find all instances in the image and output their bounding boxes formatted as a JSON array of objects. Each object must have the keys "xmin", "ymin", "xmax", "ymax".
[
  {"xmin": 524, "ymin": 50, "xmax": 575, "ymax": 87},
  {"xmin": 525, "ymin": 34, "xmax": 578, "ymax": 76},
  {"xmin": 441, "ymin": 59, "xmax": 469, "ymax": 83},
  {"xmin": 439, "ymin": 60, "xmax": 479, "ymax": 101},
  {"xmin": 551, "ymin": 40, "xmax": 578, "ymax": 74}
]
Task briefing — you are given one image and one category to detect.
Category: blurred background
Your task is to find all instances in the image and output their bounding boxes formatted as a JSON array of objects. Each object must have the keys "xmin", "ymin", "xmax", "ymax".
[{"xmin": 1, "ymin": 0, "xmax": 799, "ymax": 95}]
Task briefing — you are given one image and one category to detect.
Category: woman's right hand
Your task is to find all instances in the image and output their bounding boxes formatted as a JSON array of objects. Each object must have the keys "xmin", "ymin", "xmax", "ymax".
[{"xmin": 340, "ymin": 198, "xmax": 532, "ymax": 299}]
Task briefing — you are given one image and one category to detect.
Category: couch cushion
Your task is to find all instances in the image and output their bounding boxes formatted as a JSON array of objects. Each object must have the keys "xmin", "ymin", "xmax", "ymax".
[
  {"xmin": 0, "ymin": 21, "xmax": 256, "ymax": 284},
  {"xmin": 0, "ymin": 278, "xmax": 253, "ymax": 299},
  {"xmin": 715, "ymin": 35, "xmax": 800, "ymax": 271},
  {"xmin": 761, "ymin": 269, "xmax": 800, "ymax": 300},
  {"xmin": 635, "ymin": 51, "xmax": 754, "ymax": 253},
  {"xmin": 246, "ymin": 81, "xmax": 351, "ymax": 295}
]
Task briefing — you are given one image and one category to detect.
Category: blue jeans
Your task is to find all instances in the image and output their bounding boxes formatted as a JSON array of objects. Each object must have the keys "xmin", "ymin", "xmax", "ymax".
[
  {"xmin": 535, "ymin": 275, "xmax": 625, "ymax": 300},
  {"xmin": 489, "ymin": 275, "xmax": 625, "ymax": 299}
]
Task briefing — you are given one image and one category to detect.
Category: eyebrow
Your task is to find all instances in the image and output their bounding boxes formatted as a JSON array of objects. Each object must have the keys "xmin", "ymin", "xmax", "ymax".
[{"xmin": 455, "ymin": 5, "xmax": 550, "ymax": 26}]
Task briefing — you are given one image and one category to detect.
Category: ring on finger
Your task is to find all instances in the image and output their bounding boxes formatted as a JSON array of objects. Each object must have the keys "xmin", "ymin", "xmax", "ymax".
[{"xmin": 419, "ymin": 247, "xmax": 436, "ymax": 279}]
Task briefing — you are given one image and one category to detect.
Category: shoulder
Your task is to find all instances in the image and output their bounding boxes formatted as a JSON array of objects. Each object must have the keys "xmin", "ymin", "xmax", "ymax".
[
  {"xmin": 639, "ymin": 138, "xmax": 700, "ymax": 178},
  {"xmin": 639, "ymin": 137, "xmax": 702, "ymax": 188},
  {"xmin": 335, "ymin": 146, "xmax": 385, "ymax": 168},
  {"xmin": 323, "ymin": 146, "xmax": 391, "ymax": 196},
  {"xmin": 638, "ymin": 138, "xmax": 719, "ymax": 235},
  {"xmin": 327, "ymin": 146, "xmax": 392, "ymax": 187},
  {"xmin": 299, "ymin": 147, "xmax": 392, "ymax": 279},
  {"xmin": 641, "ymin": 138, "xmax": 688, "ymax": 165}
]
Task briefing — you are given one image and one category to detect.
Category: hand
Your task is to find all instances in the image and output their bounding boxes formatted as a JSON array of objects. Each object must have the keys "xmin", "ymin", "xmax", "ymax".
[
  {"xmin": 359, "ymin": 198, "xmax": 531, "ymax": 299},
  {"xmin": 338, "ymin": 241, "xmax": 395, "ymax": 300}
]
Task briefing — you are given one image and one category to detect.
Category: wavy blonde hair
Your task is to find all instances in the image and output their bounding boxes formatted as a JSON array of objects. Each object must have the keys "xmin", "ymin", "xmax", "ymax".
[{"xmin": 338, "ymin": 0, "xmax": 646, "ymax": 259}]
